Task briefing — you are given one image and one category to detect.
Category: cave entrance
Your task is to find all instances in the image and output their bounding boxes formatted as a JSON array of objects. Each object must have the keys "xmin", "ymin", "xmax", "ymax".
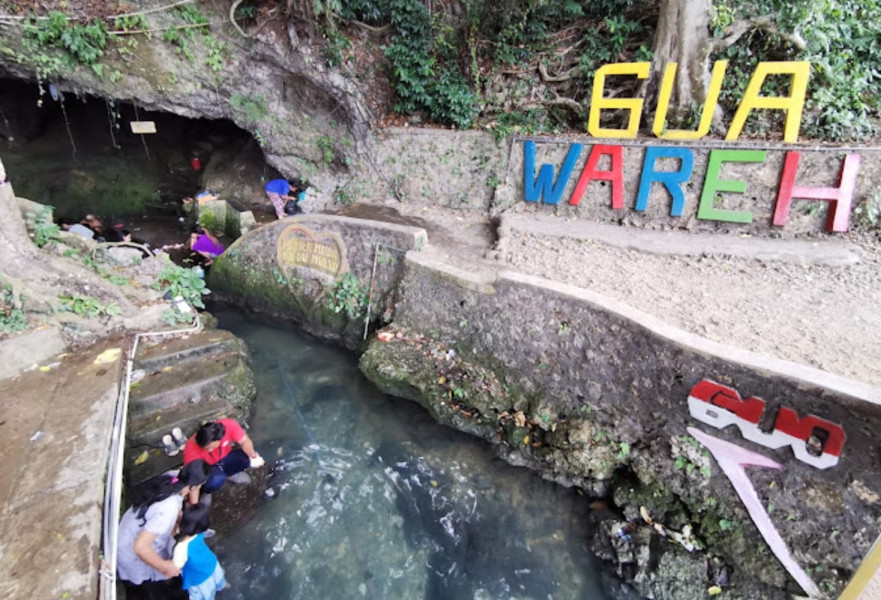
[{"xmin": 0, "ymin": 77, "xmax": 276, "ymax": 250}]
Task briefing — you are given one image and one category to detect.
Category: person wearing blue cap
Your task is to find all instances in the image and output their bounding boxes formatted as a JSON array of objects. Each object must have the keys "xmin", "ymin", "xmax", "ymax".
[{"xmin": 263, "ymin": 179, "xmax": 299, "ymax": 219}]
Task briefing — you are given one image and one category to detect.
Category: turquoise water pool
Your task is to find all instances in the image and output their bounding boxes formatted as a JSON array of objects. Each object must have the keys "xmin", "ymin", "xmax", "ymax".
[{"xmin": 212, "ymin": 308, "xmax": 611, "ymax": 600}]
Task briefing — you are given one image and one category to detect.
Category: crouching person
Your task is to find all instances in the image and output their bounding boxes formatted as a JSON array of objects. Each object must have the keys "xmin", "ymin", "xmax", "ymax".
[
  {"xmin": 182, "ymin": 419, "xmax": 264, "ymax": 502},
  {"xmin": 117, "ymin": 460, "xmax": 210, "ymax": 599}
]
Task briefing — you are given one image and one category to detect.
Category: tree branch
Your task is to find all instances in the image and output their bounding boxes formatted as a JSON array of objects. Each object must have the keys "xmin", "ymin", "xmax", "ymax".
[
  {"xmin": 711, "ymin": 15, "xmax": 806, "ymax": 52},
  {"xmin": 351, "ymin": 20, "xmax": 392, "ymax": 34},
  {"xmin": 522, "ymin": 93, "xmax": 583, "ymax": 114},
  {"xmin": 538, "ymin": 62, "xmax": 580, "ymax": 83},
  {"xmin": 229, "ymin": 0, "xmax": 249, "ymax": 38}
]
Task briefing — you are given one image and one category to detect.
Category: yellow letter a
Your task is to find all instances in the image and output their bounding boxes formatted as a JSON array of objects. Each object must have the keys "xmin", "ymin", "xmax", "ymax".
[{"xmin": 725, "ymin": 61, "xmax": 810, "ymax": 143}]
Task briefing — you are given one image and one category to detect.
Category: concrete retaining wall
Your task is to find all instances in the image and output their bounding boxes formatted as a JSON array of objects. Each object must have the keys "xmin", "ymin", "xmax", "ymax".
[
  {"xmin": 351, "ymin": 129, "xmax": 881, "ymax": 240},
  {"xmin": 208, "ymin": 214, "xmax": 427, "ymax": 346}
]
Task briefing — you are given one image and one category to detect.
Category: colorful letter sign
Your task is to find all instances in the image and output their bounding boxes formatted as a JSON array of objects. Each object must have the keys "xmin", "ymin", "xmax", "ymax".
[
  {"xmin": 773, "ymin": 151, "xmax": 862, "ymax": 232},
  {"xmin": 724, "ymin": 61, "xmax": 810, "ymax": 144},
  {"xmin": 687, "ymin": 379, "xmax": 845, "ymax": 469},
  {"xmin": 652, "ymin": 61, "xmax": 728, "ymax": 140},
  {"xmin": 520, "ymin": 60, "xmax": 865, "ymax": 233}
]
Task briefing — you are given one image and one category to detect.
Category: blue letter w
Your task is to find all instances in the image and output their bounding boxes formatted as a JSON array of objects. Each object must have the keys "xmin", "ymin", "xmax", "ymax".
[{"xmin": 523, "ymin": 140, "xmax": 582, "ymax": 205}]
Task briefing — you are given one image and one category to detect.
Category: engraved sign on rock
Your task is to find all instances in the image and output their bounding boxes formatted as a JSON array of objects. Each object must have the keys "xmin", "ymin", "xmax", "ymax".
[{"xmin": 276, "ymin": 224, "xmax": 349, "ymax": 277}]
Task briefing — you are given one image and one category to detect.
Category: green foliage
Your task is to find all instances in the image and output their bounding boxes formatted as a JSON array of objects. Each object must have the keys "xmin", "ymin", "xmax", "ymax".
[
  {"xmin": 314, "ymin": 0, "xmax": 345, "ymax": 22},
  {"xmin": 113, "ymin": 14, "xmax": 149, "ymax": 34},
  {"xmin": 152, "ymin": 264, "xmax": 210, "ymax": 309},
  {"xmin": 163, "ymin": 4, "xmax": 226, "ymax": 71},
  {"xmin": 321, "ymin": 25, "xmax": 351, "ymax": 67},
  {"xmin": 172, "ymin": 5, "xmax": 210, "ymax": 26},
  {"xmin": 24, "ymin": 11, "xmax": 108, "ymax": 68},
  {"xmin": 853, "ymin": 188, "xmax": 881, "ymax": 229},
  {"xmin": 229, "ymin": 94, "xmax": 268, "ymax": 125},
  {"xmin": 316, "ymin": 134, "xmax": 336, "ymax": 166},
  {"xmin": 326, "ymin": 272, "xmax": 367, "ymax": 320},
  {"xmin": 58, "ymin": 293, "xmax": 121, "ymax": 317},
  {"xmin": 0, "ymin": 285, "xmax": 28, "ymax": 334},
  {"xmin": 162, "ymin": 307, "xmax": 195, "ymax": 325},
  {"xmin": 25, "ymin": 205, "xmax": 60, "ymax": 248},
  {"xmin": 204, "ymin": 36, "xmax": 228, "ymax": 72},
  {"xmin": 162, "ymin": 26, "xmax": 195, "ymax": 61},
  {"xmin": 799, "ymin": 0, "xmax": 881, "ymax": 140},
  {"xmin": 713, "ymin": 0, "xmax": 881, "ymax": 141},
  {"xmin": 338, "ymin": 0, "xmax": 477, "ymax": 127},
  {"xmin": 577, "ymin": 13, "xmax": 647, "ymax": 74}
]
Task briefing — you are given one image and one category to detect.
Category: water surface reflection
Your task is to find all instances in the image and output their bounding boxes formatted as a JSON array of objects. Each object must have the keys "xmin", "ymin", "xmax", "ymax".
[{"xmin": 214, "ymin": 308, "xmax": 610, "ymax": 600}]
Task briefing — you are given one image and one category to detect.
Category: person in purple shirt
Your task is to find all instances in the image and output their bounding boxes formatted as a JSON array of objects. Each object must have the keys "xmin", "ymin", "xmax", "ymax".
[
  {"xmin": 264, "ymin": 178, "xmax": 299, "ymax": 219},
  {"xmin": 189, "ymin": 226, "xmax": 224, "ymax": 266}
]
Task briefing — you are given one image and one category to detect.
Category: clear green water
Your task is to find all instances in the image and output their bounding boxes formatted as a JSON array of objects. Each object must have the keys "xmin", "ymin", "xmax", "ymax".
[{"xmin": 213, "ymin": 308, "xmax": 611, "ymax": 600}]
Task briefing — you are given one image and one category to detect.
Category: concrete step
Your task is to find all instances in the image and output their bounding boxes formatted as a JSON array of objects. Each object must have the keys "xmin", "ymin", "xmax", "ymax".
[
  {"xmin": 128, "ymin": 346, "xmax": 251, "ymax": 416},
  {"xmin": 125, "ymin": 327, "xmax": 257, "ymax": 483},
  {"xmin": 134, "ymin": 329, "xmax": 247, "ymax": 371}
]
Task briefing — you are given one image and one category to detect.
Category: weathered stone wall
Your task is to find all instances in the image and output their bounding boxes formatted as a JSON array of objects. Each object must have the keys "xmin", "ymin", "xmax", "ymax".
[
  {"xmin": 208, "ymin": 214, "xmax": 426, "ymax": 347},
  {"xmin": 347, "ymin": 128, "xmax": 507, "ymax": 212},
  {"xmin": 360, "ymin": 251, "xmax": 881, "ymax": 599}
]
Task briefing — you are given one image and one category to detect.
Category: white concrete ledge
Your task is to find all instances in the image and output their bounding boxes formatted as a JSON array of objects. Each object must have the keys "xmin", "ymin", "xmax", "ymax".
[{"xmin": 500, "ymin": 214, "xmax": 862, "ymax": 266}]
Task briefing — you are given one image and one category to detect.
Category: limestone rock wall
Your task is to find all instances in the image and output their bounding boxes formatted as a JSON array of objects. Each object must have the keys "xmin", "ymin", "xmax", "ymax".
[{"xmin": 0, "ymin": 4, "xmax": 369, "ymax": 203}]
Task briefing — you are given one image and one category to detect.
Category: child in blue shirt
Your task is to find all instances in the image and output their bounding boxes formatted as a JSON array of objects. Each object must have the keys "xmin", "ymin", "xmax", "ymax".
[{"xmin": 173, "ymin": 504, "xmax": 227, "ymax": 600}]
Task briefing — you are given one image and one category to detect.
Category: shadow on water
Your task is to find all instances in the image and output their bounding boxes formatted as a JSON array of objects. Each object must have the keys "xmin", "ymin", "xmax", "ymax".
[{"xmin": 212, "ymin": 306, "xmax": 611, "ymax": 600}]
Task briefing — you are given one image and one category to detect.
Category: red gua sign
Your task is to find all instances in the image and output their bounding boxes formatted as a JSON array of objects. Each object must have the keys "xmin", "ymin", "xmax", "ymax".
[{"xmin": 687, "ymin": 379, "xmax": 845, "ymax": 469}]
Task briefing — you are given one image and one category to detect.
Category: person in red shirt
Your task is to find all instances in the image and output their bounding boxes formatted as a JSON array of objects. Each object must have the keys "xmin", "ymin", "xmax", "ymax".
[{"xmin": 182, "ymin": 419, "xmax": 264, "ymax": 496}]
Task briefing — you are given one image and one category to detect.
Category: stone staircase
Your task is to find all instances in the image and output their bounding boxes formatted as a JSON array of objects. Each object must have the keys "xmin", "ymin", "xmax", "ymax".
[{"xmin": 126, "ymin": 328, "xmax": 256, "ymax": 484}]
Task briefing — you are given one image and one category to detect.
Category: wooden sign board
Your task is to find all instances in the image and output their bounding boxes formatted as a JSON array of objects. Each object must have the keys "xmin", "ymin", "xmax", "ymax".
[
  {"xmin": 840, "ymin": 533, "xmax": 881, "ymax": 600},
  {"xmin": 130, "ymin": 121, "xmax": 156, "ymax": 134}
]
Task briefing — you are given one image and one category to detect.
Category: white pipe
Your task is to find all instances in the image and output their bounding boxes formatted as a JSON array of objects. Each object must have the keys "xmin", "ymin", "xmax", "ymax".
[
  {"xmin": 100, "ymin": 314, "xmax": 202, "ymax": 600},
  {"xmin": 363, "ymin": 244, "xmax": 379, "ymax": 341}
]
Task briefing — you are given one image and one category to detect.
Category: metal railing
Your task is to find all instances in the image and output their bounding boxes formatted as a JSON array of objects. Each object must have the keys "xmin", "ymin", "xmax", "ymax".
[{"xmin": 99, "ymin": 314, "xmax": 202, "ymax": 600}]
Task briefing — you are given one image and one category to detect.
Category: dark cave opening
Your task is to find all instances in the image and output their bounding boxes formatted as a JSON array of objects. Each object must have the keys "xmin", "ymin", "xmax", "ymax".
[{"xmin": 0, "ymin": 77, "xmax": 278, "ymax": 248}]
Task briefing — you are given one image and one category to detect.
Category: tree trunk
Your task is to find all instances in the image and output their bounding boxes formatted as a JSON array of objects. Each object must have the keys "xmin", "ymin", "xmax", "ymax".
[
  {"xmin": 0, "ymin": 166, "xmax": 40, "ymax": 269},
  {"xmin": 645, "ymin": 0, "xmax": 713, "ymax": 120}
]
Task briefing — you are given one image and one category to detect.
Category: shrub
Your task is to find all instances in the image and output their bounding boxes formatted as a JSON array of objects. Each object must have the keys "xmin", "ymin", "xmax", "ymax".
[
  {"xmin": 0, "ymin": 285, "xmax": 28, "ymax": 334},
  {"xmin": 25, "ymin": 205, "xmax": 60, "ymax": 248},
  {"xmin": 152, "ymin": 263, "xmax": 210, "ymax": 309},
  {"xmin": 24, "ymin": 11, "xmax": 107, "ymax": 69}
]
